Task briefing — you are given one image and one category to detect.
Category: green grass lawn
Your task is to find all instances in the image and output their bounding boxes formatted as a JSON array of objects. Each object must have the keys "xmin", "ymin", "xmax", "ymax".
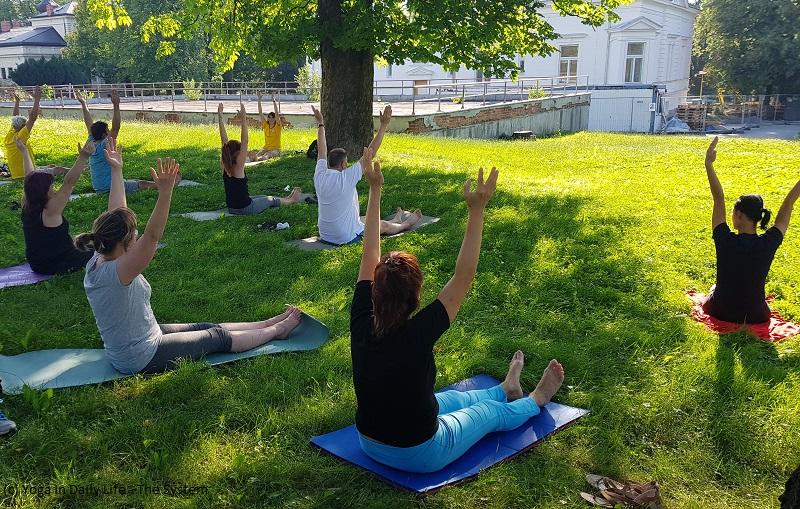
[{"xmin": 1, "ymin": 118, "xmax": 799, "ymax": 508}]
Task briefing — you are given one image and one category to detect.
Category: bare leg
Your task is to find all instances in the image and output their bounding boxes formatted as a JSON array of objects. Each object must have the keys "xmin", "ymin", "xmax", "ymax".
[
  {"xmin": 531, "ymin": 359, "xmax": 565, "ymax": 407},
  {"xmin": 379, "ymin": 208, "xmax": 422, "ymax": 235},
  {"xmin": 228, "ymin": 308, "xmax": 302, "ymax": 352},
  {"xmin": 219, "ymin": 306, "xmax": 297, "ymax": 331},
  {"xmin": 278, "ymin": 187, "xmax": 302, "ymax": 205}
]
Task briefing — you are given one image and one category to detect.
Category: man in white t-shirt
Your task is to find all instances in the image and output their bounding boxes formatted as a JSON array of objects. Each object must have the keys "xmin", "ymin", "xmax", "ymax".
[{"xmin": 312, "ymin": 104, "xmax": 422, "ymax": 245}]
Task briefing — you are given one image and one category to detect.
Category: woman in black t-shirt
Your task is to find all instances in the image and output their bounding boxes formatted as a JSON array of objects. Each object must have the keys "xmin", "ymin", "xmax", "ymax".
[
  {"xmin": 217, "ymin": 102, "xmax": 301, "ymax": 214},
  {"xmin": 702, "ymin": 137, "xmax": 800, "ymax": 323},
  {"xmin": 20, "ymin": 139, "xmax": 96, "ymax": 275},
  {"xmin": 348, "ymin": 149, "xmax": 565, "ymax": 473}
]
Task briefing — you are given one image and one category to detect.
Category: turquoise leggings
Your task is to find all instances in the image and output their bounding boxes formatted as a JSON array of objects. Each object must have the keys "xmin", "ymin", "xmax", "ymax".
[{"xmin": 358, "ymin": 384, "xmax": 540, "ymax": 473}]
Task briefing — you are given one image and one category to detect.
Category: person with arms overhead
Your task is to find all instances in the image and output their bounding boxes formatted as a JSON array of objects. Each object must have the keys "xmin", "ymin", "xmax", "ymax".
[
  {"xmin": 350, "ymin": 152, "xmax": 565, "ymax": 473},
  {"xmin": 701, "ymin": 136, "xmax": 800, "ymax": 323},
  {"xmin": 312, "ymin": 104, "xmax": 422, "ymax": 246}
]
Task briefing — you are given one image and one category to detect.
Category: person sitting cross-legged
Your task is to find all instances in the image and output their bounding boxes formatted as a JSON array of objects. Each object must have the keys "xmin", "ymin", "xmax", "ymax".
[
  {"xmin": 251, "ymin": 93, "xmax": 284, "ymax": 161},
  {"xmin": 76, "ymin": 90, "xmax": 165, "ymax": 194},
  {"xmin": 311, "ymin": 104, "xmax": 422, "ymax": 246},
  {"xmin": 77, "ymin": 138, "xmax": 303, "ymax": 374},
  {"xmin": 350, "ymin": 154, "xmax": 565, "ymax": 473},
  {"xmin": 4, "ymin": 87, "xmax": 68, "ymax": 179},
  {"xmin": 217, "ymin": 102, "xmax": 303, "ymax": 214}
]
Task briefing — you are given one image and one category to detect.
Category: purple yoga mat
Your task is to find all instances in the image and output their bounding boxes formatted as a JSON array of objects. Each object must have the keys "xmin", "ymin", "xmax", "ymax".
[{"xmin": 0, "ymin": 263, "xmax": 53, "ymax": 289}]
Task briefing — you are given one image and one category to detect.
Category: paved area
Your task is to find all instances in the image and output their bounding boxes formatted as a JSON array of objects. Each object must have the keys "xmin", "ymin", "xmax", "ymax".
[{"xmin": 705, "ymin": 123, "xmax": 800, "ymax": 140}]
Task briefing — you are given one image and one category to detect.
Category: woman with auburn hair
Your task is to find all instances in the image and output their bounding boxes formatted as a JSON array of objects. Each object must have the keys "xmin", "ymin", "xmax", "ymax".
[
  {"xmin": 217, "ymin": 102, "xmax": 301, "ymax": 214},
  {"xmin": 19, "ymin": 138, "xmax": 96, "ymax": 275},
  {"xmin": 349, "ymin": 148, "xmax": 565, "ymax": 473},
  {"xmin": 77, "ymin": 137, "xmax": 302, "ymax": 375},
  {"xmin": 701, "ymin": 137, "xmax": 800, "ymax": 323}
]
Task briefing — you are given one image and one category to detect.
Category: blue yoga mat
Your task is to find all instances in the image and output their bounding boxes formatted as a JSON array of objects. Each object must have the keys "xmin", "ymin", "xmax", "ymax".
[
  {"xmin": 0, "ymin": 313, "xmax": 328, "ymax": 395},
  {"xmin": 310, "ymin": 374, "xmax": 588, "ymax": 494}
]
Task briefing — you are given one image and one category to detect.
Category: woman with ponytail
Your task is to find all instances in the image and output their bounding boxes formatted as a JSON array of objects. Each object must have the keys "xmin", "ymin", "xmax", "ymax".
[
  {"xmin": 217, "ymin": 102, "xmax": 302, "ymax": 215},
  {"xmin": 348, "ymin": 148, "xmax": 565, "ymax": 473},
  {"xmin": 78, "ymin": 138, "xmax": 302, "ymax": 375},
  {"xmin": 702, "ymin": 137, "xmax": 800, "ymax": 323},
  {"xmin": 20, "ymin": 139, "xmax": 95, "ymax": 275}
]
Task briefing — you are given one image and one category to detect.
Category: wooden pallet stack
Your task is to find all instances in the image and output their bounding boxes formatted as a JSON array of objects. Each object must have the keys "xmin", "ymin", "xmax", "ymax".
[{"xmin": 676, "ymin": 103, "xmax": 706, "ymax": 130}]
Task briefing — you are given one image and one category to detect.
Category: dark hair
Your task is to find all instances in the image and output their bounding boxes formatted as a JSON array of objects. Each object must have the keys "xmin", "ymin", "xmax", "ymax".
[
  {"xmin": 90, "ymin": 121, "xmax": 109, "ymax": 141},
  {"xmin": 372, "ymin": 251, "xmax": 423, "ymax": 337},
  {"xmin": 221, "ymin": 139, "xmax": 241, "ymax": 175},
  {"xmin": 22, "ymin": 171, "xmax": 54, "ymax": 220},
  {"xmin": 734, "ymin": 194, "xmax": 772, "ymax": 230},
  {"xmin": 328, "ymin": 148, "xmax": 347, "ymax": 169},
  {"xmin": 267, "ymin": 112, "xmax": 276, "ymax": 119},
  {"xmin": 780, "ymin": 464, "xmax": 800, "ymax": 509},
  {"xmin": 75, "ymin": 208, "xmax": 138, "ymax": 254}
]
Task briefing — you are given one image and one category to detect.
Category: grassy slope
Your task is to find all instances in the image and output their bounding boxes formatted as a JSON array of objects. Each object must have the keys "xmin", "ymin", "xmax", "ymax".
[{"xmin": 0, "ymin": 118, "xmax": 798, "ymax": 509}]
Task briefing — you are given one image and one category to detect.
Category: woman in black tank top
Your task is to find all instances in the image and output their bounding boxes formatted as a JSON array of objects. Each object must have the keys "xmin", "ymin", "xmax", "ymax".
[
  {"xmin": 702, "ymin": 137, "xmax": 800, "ymax": 323},
  {"xmin": 19, "ymin": 140, "xmax": 96, "ymax": 275},
  {"xmin": 216, "ymin": 102, "xmax": 302, "ymax": 214}
]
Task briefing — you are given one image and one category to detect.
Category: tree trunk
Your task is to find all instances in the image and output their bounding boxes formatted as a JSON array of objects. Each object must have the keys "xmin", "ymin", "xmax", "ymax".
[{"xmin": 319, "ymin": 0, "xmax": 374, "ymax": 159}]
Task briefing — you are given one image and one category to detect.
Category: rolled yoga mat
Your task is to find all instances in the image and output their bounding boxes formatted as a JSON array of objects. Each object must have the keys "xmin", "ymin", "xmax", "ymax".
[
  {"xmin": 0, "ymin": 313, "xmax": 329, "ymax": 394},
  {"xmin": 310, "ymin": 374, "xmax": 589, "ymax": 494},
  {"xmin": 287, "ymin": 214, "xmax": 440, "ymax": 251}
]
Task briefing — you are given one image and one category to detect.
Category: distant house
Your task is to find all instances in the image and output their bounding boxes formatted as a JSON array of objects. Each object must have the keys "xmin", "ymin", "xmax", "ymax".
[{"xmin": 0, "ymin": 1, "xmax": 77, "ymax": 79}]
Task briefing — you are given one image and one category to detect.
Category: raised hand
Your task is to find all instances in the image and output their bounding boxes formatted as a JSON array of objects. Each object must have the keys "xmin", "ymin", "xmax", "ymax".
[
  {"xmin": 32, "ymin": 86, "xmax": 41, "ymax": 101},
  {"xmin": 103, "ymin": 136, "xmax": 123, "ymax": 172},
  {"xmin": 311, "ymin": 105, "xmax": 324, "ymax": 124},
  {"xmin": 705, "ymin": 136, "xmax": 718, "ymax": 168},
  {"xmin": 110, "ymin": 90, "xmax": 120, "ymax": 105},
  {"xmin": 379, "ymin": 104, "xmax": 392, "ymax": 126},
  {"xmin": 150, "ymin": 158, "xmax": 181, "ymax": 193},
  {"xmin": 217, "ymin": 102, "xmax": 224, "ymax": 115},
  {"xmin": 362, "ymin": 147, "xmax": 383, "ymax": 188},
  {"xmin": 76, "ymin": 90, "xmax": 86, "ymax": 104},
  {"xmin": 464, "ymin": 167, "xmax": 499, "ymax": 210},
  {"xmin": 79, "ymin": 140, "xmax": 96, "ymax": 158}
]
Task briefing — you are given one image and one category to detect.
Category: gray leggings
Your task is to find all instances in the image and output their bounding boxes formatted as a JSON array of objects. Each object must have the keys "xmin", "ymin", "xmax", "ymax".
[
  {"xmin": 227, "ymin": 195, "xmax": 281, "ymax": 216},
  {"xmin": 141, "ymin": 323, "xmax": 233, "ymax": 374}
]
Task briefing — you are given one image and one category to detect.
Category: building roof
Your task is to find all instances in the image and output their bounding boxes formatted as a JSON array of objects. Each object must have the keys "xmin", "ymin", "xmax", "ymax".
[
  {"xmin": 0, "ymin": 26, "xmax": 66, "ymax": 48},
  {"xmin": 32, "ymin": 1, "xmax": 77, "ymax": 17}
]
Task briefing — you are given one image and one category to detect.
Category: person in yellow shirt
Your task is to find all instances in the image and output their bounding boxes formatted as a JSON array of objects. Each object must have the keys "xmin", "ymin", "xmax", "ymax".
[
  {"xmin": 3, "ymin": 87, "xmax": 67, "ymax": 180},
  {"xmin": 254, "ymin": 93, "xmax": 284, "ymax": 161}
]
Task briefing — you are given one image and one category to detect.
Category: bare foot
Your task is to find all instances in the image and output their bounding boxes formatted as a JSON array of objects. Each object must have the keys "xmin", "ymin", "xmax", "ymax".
[
  {"xmin": 286, "ymin": 187, "xmax": 301, "ymax": 203},
  {"xmin": 402, "ymin": 209, "xmax": 422, "ymax": 228},
  {"xmin": 501, "ymin": 350, "xmax": 525, "ymax": 401},
  {"xmin": 274, "ymin": 307, "xmax": 302, "ymax": 339},
  {"xmin": 531, "ymin": 359, "xmax": 565, "ymax": 407},
  {"xmin": 175, "ymin": 171, "xmax": 183, "ymax": 184},
  {"xmin": 393, "ymin": 207, "xmax": 404, "ymax": 223}
]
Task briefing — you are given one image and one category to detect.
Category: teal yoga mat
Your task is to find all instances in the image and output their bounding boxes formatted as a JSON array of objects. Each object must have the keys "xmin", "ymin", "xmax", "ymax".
[{"xmin": 0, "ymin": 313, "xmax": 328, "ymax": 395}]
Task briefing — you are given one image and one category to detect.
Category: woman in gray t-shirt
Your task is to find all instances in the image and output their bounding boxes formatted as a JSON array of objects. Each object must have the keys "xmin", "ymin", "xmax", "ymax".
[{"xmin": 77, "ymin": 137, "xmax": 302, "ymax": 374}]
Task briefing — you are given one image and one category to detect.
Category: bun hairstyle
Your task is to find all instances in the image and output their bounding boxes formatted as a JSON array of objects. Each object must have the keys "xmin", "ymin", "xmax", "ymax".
[
  {"xmin": 22, "ymin": 171, "xmax": 55, "ymax": 220},
  {"xmin": 221, "ymin": 139, "xmax": 241, "ymax": 175},
  {"xmin": 372, "ymin": 251, "xmax": 424, "ymax": 338},
  {"xmin": 734, "ymin": 194, "xmax": 772, "ymax": 230},
  {"xmin": 75, "ymin": 208, "xmax": 138, "ymax": 254},
  {"xmin": 11, "ymin": 116, "xmax": 27, "ymax": 131}
]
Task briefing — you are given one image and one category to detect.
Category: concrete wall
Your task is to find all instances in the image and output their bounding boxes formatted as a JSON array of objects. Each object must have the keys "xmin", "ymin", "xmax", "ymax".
[{"xmin": 400, "ymin": 94, "xmax": 590, "ymax": 139}]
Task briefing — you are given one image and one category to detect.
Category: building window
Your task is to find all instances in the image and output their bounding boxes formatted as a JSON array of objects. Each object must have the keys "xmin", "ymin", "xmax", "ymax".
[
  {"xmin": 1, "ymin": 68, "xmax": 5, "ymax": 79},
  {"xmin": 558, "ymin": 45, "xmax": 579, "ymax": 79},
  {"xmin": 625, "ymin": 42, "xmax": 645, "ymax": 83},
  {"xmin": 519, "ymin": 58, "xmax": 526, "ymax": 73},
  {"xmin": 386, "ymin": 64, "xmax": 392, "ymax": 78}
]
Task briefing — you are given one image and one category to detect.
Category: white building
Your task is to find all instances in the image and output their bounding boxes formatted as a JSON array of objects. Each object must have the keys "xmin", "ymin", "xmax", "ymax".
[
  {"xmin": 313, "ymin": 0, "xmax": 700, "ymax": 132},
  {"xmin": 0, "ymin": 1, "xmax": 77, "ymax": 80}
]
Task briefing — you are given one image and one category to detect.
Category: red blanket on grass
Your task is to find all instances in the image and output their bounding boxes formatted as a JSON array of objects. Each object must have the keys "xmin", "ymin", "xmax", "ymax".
[{"xmin": 687, "ymin": 290, "xmax": 800, "ymax": 342}]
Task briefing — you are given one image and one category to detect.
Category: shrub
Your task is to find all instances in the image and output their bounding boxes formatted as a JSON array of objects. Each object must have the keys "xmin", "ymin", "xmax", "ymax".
[
  {"xmin": 41, "ymin": 84, "xmax": 54, "ymax": 100},
  {"xmin": 182, "ymin": 79, "xmax": 203, "ymax": 100},
  {"xmin": 295, "ymin": 65, "xmax": 321, "ymax": 101},
  {"xmin": 9, "ymin": 58, "xmax": 89, "ymax": 86},
  {"xmin": 528, "ymin": 85, "xmax": 547, "ymax": 99}
]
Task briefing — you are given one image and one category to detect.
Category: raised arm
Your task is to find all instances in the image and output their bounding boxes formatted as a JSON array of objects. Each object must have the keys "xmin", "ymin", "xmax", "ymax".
[
  {"xmin": 105, "ymin": 137, "xmax": 127, "ymax": 212},
  {"xmin": 237, "ymin": 102, "xmax": 249, "ymax": 167},
  {"xmin": 438, "ymin": 167, "xmax": 499, "ymax": 322},
  {"xmin": 116, "ymin": 158, "xmax": 180, "ymax": 285},
  {"xmin": 12, "ymin": 90, "xmax": 20, "ymax": 116},
  {"xmin": 358, "ymin": 148, "xmax": 382, "ymax": 282},
  {"xmin": 257, "ymin": 93, "xmax": 265, "ymax": 125},
  {"xmin": 705, "ymin": 136, "xmax": 726, "ymax": 228},
  {"xmin": 217, "ymin": 103, "xmax": 228, "ymax": 144},
  {"xmin": 272, "ymin": 95, "xmax": 283, "ymax": 126},
  {"xmin": 44, "ymin": 142, "xmax": 95, "ymax": 217},
  {"xmin": 312, "ymin": 105, "xmax": 326, "ymax": 161},
  {"xmin": 774, "ymin": 179, "xmax": 800, "ymax": 235},
  {"xmin": 25, "ymin": 86, "xmax": 41, "ymax": 132},
  {"xmin": 365, "ymin": 105, "xmax": 392, "ymax": 159},
  {"xmin": 76, "ymin": 91, "xmax": 94, "ymax": 132},
  {"xmin": 15, "ymin": 138, "xmax": 35, "ymax": 177},
  {"xmin": 109, "ymin": 90, "xmax": 121, "ymax": 138}
]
